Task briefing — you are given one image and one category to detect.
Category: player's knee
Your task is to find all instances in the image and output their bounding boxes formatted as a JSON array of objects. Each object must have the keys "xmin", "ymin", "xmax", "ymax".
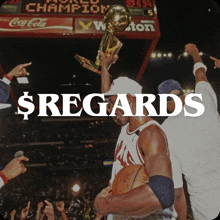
[{"xmin": 148, "ymin": 175, "xmax": 174, "ymax": 209}]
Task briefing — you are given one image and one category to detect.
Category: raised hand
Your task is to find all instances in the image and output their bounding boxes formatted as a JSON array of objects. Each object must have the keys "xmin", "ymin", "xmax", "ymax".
[
  {"xmin": 44, "ymin": 200, "xmax": 54, "ymax": 220},
  {"xmin": 1, "ymin": 156, "xmax": 29, "ymax": 180},
  {"xmin": 56, "ymin": 201, "xmax": 65, "ymax": 213},
  {"xmin": 20, "ymin": 201, "xmax": 30, "ymax": 220},
  {"xmin": 210, "ymin": 56, "xmax": 220, "ymax": 69},
  {"xmin": 7, "ymin": 62, "xmax": 32, "ymax": 78},
  {"xmin": 185, "ymin": 43, "xmax": 199, "ymax": 56}
]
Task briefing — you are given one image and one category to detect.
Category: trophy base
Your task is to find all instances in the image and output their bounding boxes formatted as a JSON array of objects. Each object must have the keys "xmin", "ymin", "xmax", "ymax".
[{"xmin": 75, "ymin": 54, "xmax": 101, "ymax": 75}]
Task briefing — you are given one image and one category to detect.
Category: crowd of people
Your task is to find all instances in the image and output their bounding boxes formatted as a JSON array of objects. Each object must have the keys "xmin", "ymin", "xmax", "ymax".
[
  {"xmin": 0, "ymin": 167, "xmax": 111, "ymax": 220},
  {"xmin": 2, "ymin": 199, "xmax": 97, "ymax": 220}
]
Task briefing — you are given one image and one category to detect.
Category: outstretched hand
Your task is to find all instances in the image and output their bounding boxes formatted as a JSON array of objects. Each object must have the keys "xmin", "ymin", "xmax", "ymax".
[
  {"xmin": 7, "ymin": 62, "xmax": 32, "ymax": 78},
  {"xmin": 20, "ymin": 201, "xmax": 30, "ymax": 220},
  {"xmin": 1, "ymin": 156, "xmax": 29, "ymax": 180},
  {"xmin": 210, "ymin": 56, "xmax": 220, "ymax": 69}
]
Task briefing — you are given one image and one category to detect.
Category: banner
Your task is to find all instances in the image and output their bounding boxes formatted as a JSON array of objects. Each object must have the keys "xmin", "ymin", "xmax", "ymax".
[{"xmin": 0, "ymin": 16, "xmax": 73, "ymax": 34}]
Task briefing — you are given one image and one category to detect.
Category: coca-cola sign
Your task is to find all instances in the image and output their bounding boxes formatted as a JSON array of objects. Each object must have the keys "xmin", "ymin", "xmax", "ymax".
[
  {"xmin": 0, "ymin": 16, "xmax": 73, "ymax": 35},
  {"xmin": 9, "ymin": 18, "xmax": 47, "ymax": 28}
]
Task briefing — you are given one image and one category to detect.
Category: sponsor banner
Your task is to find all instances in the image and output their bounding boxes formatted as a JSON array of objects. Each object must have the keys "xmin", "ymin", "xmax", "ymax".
[
  {"xmin": 0, "ymin": 16, "xmax": 73, "ymax": 34},
  {"xmin": 75, "ymin": 18, "xmax": 156, "ymax": 34}
]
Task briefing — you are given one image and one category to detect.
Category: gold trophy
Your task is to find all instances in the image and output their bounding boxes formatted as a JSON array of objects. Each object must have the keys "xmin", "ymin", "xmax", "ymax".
[{"xmin": 75, "ymin": 5, "xmax": 131, "ymax": 74}]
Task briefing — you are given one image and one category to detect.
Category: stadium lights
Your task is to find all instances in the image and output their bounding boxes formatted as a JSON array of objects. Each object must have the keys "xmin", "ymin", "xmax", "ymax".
[
  {"xmin": 151, "ymin": 53, "xmax": 156, "ymax": 58},
  {"xmin": 72, "ymin": 184, "xmax": 80, "ymax": 192},
  {"xmin": 151, "ymin": 52, "xmax": 173, "ymax": 58},
  {"xmin": 183, "ymin": 89, "xmax": 195, "ymax": 95},
  {"xmin": 183, "ymin": 52, "xmax": 188, "ymax": 57}
]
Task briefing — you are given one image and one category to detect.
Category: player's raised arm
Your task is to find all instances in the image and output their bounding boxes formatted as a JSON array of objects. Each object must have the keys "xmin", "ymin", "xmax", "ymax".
[{"xmin": 99, "ymin": 50, "xmax": 118, "ymax": 93}]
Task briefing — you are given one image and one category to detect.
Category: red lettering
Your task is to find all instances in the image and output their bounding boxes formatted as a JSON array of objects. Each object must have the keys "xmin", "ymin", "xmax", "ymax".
[
  {"xmin": 114, "ymin": 142, "xmax": 135, "ymax": 168},
  {"xmin": 142, "ymin": 0, "xmax": 152, "ymax": 8},
  {"xmin": 114, "ymin": 141, "xmax": 123, "ymax": 161},
  {"xmin": 126, "ymin": 0, "xmax": 135, "ymax": 7}
]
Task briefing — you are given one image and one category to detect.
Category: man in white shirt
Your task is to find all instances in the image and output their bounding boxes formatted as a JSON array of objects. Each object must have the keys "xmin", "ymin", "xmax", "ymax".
[{"xmin": 159, "ymin": 43, "xmax": 220, "ymax": 220}]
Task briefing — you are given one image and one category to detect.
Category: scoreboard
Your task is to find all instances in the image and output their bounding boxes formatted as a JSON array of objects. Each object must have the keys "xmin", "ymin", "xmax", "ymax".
[{"xmin": 1, "ymin": 0, "xmax": 154, "ymax": 16}]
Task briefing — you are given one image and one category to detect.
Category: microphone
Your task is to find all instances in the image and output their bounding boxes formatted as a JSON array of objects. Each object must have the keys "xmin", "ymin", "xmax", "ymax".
[{"xmin": 14, "ymin": 151, "xmax": 24, "ymax": 158}]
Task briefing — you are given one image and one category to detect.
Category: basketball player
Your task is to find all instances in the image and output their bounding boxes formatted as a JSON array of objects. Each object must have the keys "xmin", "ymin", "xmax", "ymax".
[
  {"xmin": 158, "ymin": 43, "xmax": 220, "ymax": 220},
  {"xmin": 94, "ymin": 51, "xmax": 185, "ymax": 220}
]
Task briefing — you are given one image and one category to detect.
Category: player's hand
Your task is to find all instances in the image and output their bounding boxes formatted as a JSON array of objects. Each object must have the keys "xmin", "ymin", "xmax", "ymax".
[
  {"xmin": 94, "ymin": 186, "xmax": 112, "ymax": 215},
  {"xmin": 185, "ymin": 43, "xmax": 199, "ymax": 56},
  {"xmin": 99, "ymin": 50, "xmax": 118, "ymax": 70},
  {"xmin": 55, "ymin": 201, "xmax": 65, "ymax": 213},
  {"xmin": 1, "ymin": 156, "xmax": 29, "ymax": 180},
  {"xmin": 210, "ymin": 56, "xmax": 220, "ymax": 69},
  {"xmin": 7, "ymin": 62, "xmax": 32, "ymax": 78},
  {"xmin": 97, "ymin": 186, "xmax": 112, "ymax": 198}
]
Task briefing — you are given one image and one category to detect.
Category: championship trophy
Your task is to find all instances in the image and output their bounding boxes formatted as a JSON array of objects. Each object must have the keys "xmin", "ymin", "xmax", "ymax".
[{"xmin": 75, "ymin": 5, "xmax": 131, "ymax": 74}]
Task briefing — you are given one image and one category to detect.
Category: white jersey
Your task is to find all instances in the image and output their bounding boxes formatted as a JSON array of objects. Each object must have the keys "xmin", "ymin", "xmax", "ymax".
[
  {"xmin": 162, "ymin": 81, "xmax": 220, "ymax": 220},
  {"xmin": 109, "ymin": 120, "xmax": 178, "ymax": 220}
]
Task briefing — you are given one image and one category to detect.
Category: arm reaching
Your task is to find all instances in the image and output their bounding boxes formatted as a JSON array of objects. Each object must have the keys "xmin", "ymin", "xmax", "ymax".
[
  {"xmin": 56, "ymin": 201, "xmax": 68, "ymax": 220},
  {"xmin": 44, "ymin": 200, "xmax": 55, "ymax": 220},
  {"xmin": 36, "ymin": 202, "xmax": 44, "ymax": 220},
  {"xmin": 10, "ymin": 210, "xmax": 16, "ymax": 220},
  {"xmin": 99, "ymin": 50, "xmax": 118, "ymax": 93},
  {"xmin": 7, "ymin": 63, "xmax": 32, "ymax": 79},
  {"xmin": 20, "ymin": 201, "xmax": 30, "ymax": 220},
  {"xmin": 1, "ymin": 156, "xmax": 29, "ymax": 181},
  {"xmin": 185, "ymin": 43, "xmax": 208, "ymax": 83}
]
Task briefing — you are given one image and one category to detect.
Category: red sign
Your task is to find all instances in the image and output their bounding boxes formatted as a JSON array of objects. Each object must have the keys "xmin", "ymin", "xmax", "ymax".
[{"xmin": 0, "ymin": 16, "xmax": 73, "ymax": 34}]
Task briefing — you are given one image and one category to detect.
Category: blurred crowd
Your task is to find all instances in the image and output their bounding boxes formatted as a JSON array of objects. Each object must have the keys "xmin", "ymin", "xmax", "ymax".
[{"xmin": 0, "ymin": 169, "xmax": 110, "ymax": 220}]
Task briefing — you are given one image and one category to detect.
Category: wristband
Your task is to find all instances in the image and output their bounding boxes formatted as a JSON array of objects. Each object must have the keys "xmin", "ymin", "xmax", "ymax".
[
  {"xmin": 0, "ymin": 171, "xmax": 8, "ymax": 185},
  {"xmin": 193, "ymin": 62, "xmax": 207, "ymax": 76},
  {"xmin": 4, "ymin": 74, "xmax": 12, "ymax": 81},
  {"xmin": 2, "ymin": 75, "xmax": 12, "ymax": 85}
]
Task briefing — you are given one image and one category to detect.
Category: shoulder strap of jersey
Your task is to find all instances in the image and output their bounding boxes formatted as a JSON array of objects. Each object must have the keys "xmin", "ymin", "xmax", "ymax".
[{"xmin": 134, "ymin": 120, "xmax": 161, "ymax": 136}]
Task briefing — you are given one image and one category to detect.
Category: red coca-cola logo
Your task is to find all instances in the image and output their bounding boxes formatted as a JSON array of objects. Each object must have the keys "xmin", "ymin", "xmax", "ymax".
[{"xmin": 9, "ymin": 18, "xmax": 47, "ymax": 28}]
